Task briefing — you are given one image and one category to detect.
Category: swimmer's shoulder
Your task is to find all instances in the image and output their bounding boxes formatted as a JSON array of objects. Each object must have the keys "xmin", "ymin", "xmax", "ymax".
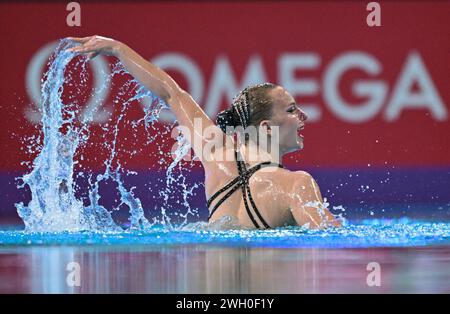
[
  {"xmin": 277, "ymin": 169, "xmax": 317, "ymax": 193},
  {"xmin": 290, "ymin": 169, "xmax": 315, "ymax": 181},
  {"xmin": 276, "ymin": 167, "xmax": 314, "ymax": 180}
]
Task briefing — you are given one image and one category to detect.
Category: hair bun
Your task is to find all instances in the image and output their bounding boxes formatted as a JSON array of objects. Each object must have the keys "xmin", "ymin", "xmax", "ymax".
[{"xmin": 216, "ymin": 108, "xmax": 239, "ymax": 134}]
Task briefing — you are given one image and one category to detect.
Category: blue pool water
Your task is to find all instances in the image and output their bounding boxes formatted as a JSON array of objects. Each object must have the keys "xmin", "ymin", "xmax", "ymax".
[
  {"xmin": 1, "ymin": 219, "xmax": 450, "ymax": 248},
  {"xmin": 2, "ymin": 218, "xmax": 450, "ymax": 293}
]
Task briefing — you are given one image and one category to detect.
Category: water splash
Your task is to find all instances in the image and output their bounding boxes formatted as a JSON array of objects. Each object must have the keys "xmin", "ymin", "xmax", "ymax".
[
  {"xmin": 15, "ymin": 40, "xmax": 198, "ymax": 232},
  {"xmin": 159, "ymin": 130, "xmax": 200, "ymax": 229},
  {"xmin": 15, "ymin": 41, "xmax": 88, "ymax": 232}
]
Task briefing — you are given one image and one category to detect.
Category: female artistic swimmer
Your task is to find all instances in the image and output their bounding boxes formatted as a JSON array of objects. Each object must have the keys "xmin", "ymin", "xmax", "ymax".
[{"xmin": 67, "ymin": 36, "xmax": 341, "ymax": 229}]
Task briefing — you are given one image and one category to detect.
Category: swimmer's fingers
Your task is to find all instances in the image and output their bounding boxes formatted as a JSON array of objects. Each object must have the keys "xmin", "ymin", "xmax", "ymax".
[
  {"xmin": 67, "ymin": 46, "xmax": 94, "ymax": 54},
  {"xmin": 66, "ymin": 36, "xmax": 96, "ymax": 53},
  {"xmin": 66, "ymin": 35, "xmax": 119, "ymax": 57},
  {"xmin": 68, "ymin": 40, "xmax": 101, "ymax": 54},
  {"xmin": 67, "ymin": 36, "xmax": 92, "ymax": 44}
]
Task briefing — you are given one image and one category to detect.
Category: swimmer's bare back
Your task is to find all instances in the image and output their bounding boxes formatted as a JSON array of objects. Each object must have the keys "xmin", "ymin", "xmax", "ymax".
[
  {"xmin": 67, "ymin": 35, "xmax": 341, "ymax": 229},
  {"xmin": 205, "ymin": 145, "xmax": 340, "ymax": 229}
]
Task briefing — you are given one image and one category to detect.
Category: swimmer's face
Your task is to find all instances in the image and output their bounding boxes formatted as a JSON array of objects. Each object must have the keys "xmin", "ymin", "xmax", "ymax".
[{"xmin": 263, "ymin": 86, "xmax": 307, "ymax": 154}]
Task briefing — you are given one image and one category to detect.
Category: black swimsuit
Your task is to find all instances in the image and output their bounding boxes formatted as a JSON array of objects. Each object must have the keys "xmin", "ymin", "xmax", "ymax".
[{"xmin": 207, "ymin": 150, "xmax": 284, "ymax": 229}]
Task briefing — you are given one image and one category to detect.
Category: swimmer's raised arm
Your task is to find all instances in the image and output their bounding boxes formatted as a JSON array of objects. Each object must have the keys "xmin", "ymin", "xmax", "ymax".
[
  {"xmin": 67, "ymin": 36, "xmax": 227, "ymax": 166},
  {"xmin": 288, "ymin": 171, "xmax": 341, "ymax": 229}
]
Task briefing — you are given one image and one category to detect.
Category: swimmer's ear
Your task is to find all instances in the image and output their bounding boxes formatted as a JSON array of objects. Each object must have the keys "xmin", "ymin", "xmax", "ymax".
[{"xmin": 259, "ymin": 120, "xmax": 272, "ymax": 135}]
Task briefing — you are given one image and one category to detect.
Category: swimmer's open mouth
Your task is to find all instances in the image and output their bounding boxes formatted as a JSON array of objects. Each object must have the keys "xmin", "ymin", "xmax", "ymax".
[{"xmin": 297, "ymin": 126, "xmax": 305, "ymax": 139}]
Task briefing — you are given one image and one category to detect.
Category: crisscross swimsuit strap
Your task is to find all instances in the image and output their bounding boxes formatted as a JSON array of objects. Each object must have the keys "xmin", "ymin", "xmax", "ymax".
[{"xmin": 207, "ymin": 150, "xmax": 284, "ymax": 229}]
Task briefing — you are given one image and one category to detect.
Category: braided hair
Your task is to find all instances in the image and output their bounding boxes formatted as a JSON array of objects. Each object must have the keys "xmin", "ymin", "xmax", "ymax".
[{"xmin": 216, "ymin": 83, "xmax": 277, "ymax": 135}]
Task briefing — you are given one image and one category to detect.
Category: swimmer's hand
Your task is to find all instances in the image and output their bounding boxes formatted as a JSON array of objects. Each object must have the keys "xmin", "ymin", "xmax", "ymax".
[{"xmin": 66, "ymin": 35, "xmax": 123, "ymax": 60}]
